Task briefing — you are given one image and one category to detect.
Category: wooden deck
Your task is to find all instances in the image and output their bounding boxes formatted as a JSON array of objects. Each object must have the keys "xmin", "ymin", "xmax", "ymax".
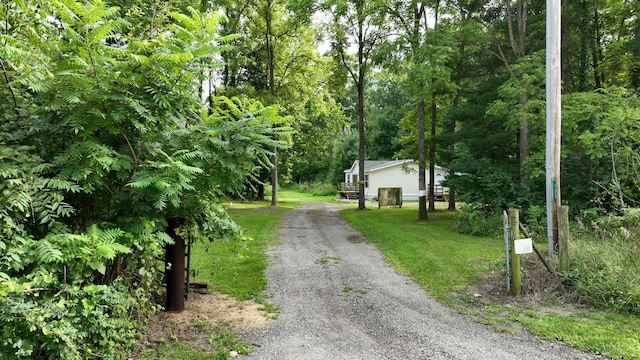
[
  {"xmin": 432, "ymin": 184, "xmax": 450, "ymax": 201},
  {"xmin": 339, "ymin": 183, "xmax": 449, "ymax": 201},
  {"xmin": 339, "ymin": 183, "xmax": 359, "ymax": 199}
]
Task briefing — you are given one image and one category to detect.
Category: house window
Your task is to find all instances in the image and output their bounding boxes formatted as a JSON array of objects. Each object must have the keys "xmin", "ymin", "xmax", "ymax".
[
  {"xmin": 352, "ymin": 174, "xmax": 358, "ymax": 184},
  {"xmin": 364, "ymin": 174, "xmax": 369, "ymax": 188}
]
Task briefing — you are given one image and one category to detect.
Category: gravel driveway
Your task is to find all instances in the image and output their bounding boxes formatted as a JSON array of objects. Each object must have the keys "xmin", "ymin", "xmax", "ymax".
[{"xmin": 243, "ymin": 202, "xmax": 605, "ymax": 360}]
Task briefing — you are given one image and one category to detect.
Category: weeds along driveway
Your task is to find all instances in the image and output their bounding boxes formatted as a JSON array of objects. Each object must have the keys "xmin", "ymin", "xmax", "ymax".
[{"xmin": 242, "ymin": 202, "xmax": 605, "ymax": 360}]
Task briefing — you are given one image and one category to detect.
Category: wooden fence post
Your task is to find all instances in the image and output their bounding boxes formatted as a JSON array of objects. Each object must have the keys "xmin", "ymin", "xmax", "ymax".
[
  {"xmin": 508, "ymin": 209, "xmax": 521, "ymax": 295},
  {"xmin": 558, "ymin": 206, "xmax": 570, "ymax": 272}
]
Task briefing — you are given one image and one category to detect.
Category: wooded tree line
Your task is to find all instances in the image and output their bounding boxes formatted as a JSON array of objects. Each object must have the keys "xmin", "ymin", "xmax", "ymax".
[
  {"xmin": 214, "ymin": 0, "xmax": 639, "ymax": 216},
  {"xmin": 320, "ymin": 0, "xmax": 639, "ymax": 216},
  {"xmin": 1, "ymin": 0, "xmax": 639, "ymax": 357}
]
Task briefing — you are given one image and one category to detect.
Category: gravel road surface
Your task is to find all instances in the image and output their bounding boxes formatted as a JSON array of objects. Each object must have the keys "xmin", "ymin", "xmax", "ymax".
[{"xmin": 243, "ymin": 202, "xmax": 605, "ymax": 360}]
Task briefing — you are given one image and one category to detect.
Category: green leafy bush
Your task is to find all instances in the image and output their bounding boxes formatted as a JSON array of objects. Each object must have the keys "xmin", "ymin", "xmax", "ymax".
[
  {"xmin": 285, "ymin": 182, "xmax": 337, "ymax": 197},
  {"xmin": 0, "ymin": 1, "xmax": 291, "ymax": 359},
  {"xmin": 569, "ymin": 211, "xmax": 640, "ymax": 315},
  {"xmin": 455, "ymin": 203, "xmax": 502, "ymax": 236},
  {"xmin": 522, "ymin": 204, "xmax": 547, "ymax": 238}
]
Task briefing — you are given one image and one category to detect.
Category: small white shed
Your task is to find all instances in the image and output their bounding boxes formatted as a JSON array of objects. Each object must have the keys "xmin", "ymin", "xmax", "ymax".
[{"xmin": 343, "ymin": 159, "xmax": 449, "ymax": 200}]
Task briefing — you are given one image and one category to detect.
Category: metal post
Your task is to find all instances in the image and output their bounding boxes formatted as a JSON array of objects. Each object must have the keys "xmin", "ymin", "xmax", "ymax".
[
  {"xmin": 508, "ymin": 209, "xmax": 521, "ymax": 296},
  {"xmin": 166, "ymin": 217, "xmax": 186, "ymax": 312},
  {"xmin": 546, "ymin": 0, "xmax": 562, "ymax": 256},
  {"xmin": 185, "ymin": 239, "xmax": 192, "ymax": 301}
]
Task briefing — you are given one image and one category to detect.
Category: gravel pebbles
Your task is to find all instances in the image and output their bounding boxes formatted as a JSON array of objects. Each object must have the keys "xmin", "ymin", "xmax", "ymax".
[{"xmin": 242, "ymin": 203, "xmax": 606, "ymax": 360}]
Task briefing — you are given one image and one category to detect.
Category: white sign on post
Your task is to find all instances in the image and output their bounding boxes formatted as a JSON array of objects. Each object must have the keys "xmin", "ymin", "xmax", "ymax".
[{"xmin": 514, "ymin": 238, "xmax": 533, "ymax": 255}]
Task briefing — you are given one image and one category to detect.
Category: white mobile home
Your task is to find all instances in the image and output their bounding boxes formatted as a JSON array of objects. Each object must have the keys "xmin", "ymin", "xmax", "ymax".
[{"xmin": 343, "ymin": 159, "xmax": 449, "ymax": 200}]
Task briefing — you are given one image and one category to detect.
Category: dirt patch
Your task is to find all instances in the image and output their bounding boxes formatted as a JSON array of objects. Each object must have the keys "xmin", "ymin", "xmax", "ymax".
[
  {"xmin": 453, "ymin": 254, "xmax": 582, "ymax": 318},
  {"xmin": 133, "ymin": 292, "xmax": 272, "ymax": 356},
  {"xmin": 347, "ymin": 234, "xmax": 366, "ymax": 243}
]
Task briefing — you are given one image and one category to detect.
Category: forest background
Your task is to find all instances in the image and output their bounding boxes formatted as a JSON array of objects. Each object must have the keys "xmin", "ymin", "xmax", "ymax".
[{"xmin": 1, "ymin": 0, "xmax": 639, "ymax": 359}]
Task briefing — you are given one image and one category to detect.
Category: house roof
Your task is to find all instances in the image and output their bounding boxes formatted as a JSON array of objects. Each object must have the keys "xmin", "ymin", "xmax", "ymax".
[
  {"xmin": 344, "ymin": 159, "xmax": 447, "ymax": 173},
  {"xmin": 344, "ymin": 159, "xmax": 412, "ymax": 173},
  {"xmin": 364, "ymin": 159, "xmax": 413, "ymax": 171}
]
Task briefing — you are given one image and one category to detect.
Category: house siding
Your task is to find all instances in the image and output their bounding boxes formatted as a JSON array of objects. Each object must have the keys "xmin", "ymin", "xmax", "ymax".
[
  {"xmin": 344, "ymin": 160, "xmax": 448, "ymax": 200},
  {"xmin": 366, "ymin": 163, "xmax": 419, "ymax": 200}
]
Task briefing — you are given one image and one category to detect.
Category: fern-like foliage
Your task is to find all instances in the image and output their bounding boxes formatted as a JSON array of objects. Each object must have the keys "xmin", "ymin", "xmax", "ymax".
[
  {"xmin": 0, "ymin": 146, "xmax": 79, "ymax": 234},
  {"xmin": 32, "ymin": 240, "xmax": 64, "ymax": 264},
  {"xmin": 0, "ymin": 2, "xmax": 293, "ymax": 358}
]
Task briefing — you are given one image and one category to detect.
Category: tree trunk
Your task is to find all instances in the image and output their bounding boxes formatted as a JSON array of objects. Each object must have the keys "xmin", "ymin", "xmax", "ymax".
[
  {"xmin": 429, "ymin": 93, "xmax": 437, "ymax": 211},
  {"xmin": 448, "ymin": 92, "xmax": 460, "ymax": 211},
  {"xmin": 165, "ymin": 217, "xmax": 186, "ymax": 312},
  {"xmin": 271, "ymin": 149, "xmax": 278, "ymax": 206},
  {"xmin": 266, "ymin": 0, "xmax": 279, "ymax": 206},
  {"xmin": 257, "ymin": 182, "xmax": 265, "ymax": 201},
  {"xmin": 632, "ymin": 20, "xmax": 640, "ymax": 90},
  {"xmin": 357, "ymin": 15, "xmax": 366, "ymax": 210},
  {"xmin": 591, "ymin": 4, "xmax": 605, "ymax": 88},
  {"xmin": 519, "ymin": 95, "xmax": 530, "ymax": 183},
  {"xmin": 506, "ymin": 0, "xmax": 531, "ymax": 184},
  {"xmin": 418, "ymin": 99, "xmax": 428, "ymax": 220},
  {"xmin": 357, "ymin": 71, "xmax": 366, "ymax": 210}
]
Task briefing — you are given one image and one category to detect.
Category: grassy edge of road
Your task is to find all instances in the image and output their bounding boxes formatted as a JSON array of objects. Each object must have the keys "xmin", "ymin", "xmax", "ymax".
[
  {"xmin": 341, "ymin": 206, "xmax": 640, "ymax": 360},
  {"xmin": 190, "ymin": 189, "xmax": 337, "ymax": 300},
  {"xmin": 138, "ymin": 190, "xmax": 339, "ymax": 359},
  {"xmin": 140, "ymin": 190, "xmax": 640, "ymax": 359}
]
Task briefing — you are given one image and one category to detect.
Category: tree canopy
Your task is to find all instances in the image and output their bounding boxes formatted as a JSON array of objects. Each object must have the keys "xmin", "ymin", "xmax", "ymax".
[
  {"xmin": 2, "ymin": 0, "xmax": 640, "ymax": 357},
  {"xmin": 1, "ymin": 1, "xmax": 289, "ymax": 357}
]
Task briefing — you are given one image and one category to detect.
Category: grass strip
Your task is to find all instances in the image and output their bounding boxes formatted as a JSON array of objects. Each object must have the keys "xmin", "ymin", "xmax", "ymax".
[
  {"xmin": 340, "ymin": 207, "xmax": 501, "ymax": 305},
  {"xmin": 190, "ymin": 201, "xmax": 286, "ymax": 301},
  {"xmin": 340, "ymin": 205, "xmax": 640, "ymax": 359}
]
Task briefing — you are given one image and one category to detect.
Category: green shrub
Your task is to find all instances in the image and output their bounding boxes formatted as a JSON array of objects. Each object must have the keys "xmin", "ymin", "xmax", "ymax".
[
  {"xmin": 311, "ymin": 183, "xmax": 339, "ymax": 196},
  {"xmin": 284, "ymin": 182, "xmax": 337, "ymax": 197},
  {"xmin": 569, "ymin": 212, "xmax": 640, "ymax": 315},
  {"xmin": 455, "ymin": 203, "xmax": 502, "ymax": 236},
  {"xmin": 1, "ymin": 2, "xmax": 289, "ymax": 359},
  {"xmin": 0, "ymin": 282, "xmax": 154, "ymax": 360},
  {"xmin": 0, "ymin": 217, "xmax": 164, "ymax": 359},
  {"xmin": 523, "ymin": 205, "xmax": 547, "ymax": 238}
]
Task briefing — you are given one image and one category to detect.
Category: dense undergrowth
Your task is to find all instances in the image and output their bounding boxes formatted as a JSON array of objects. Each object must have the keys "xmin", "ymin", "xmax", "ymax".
[
  {"xmin": 0, "ymin": 2, "xmax": 288, "ymax": 359},
  {"xmin": 569, "ymin": 210, "xmax": 640, "ymax": 315},
  {"xmin": 456, "ymin": 203, "xmax": 640, "ymax": 316},
  {"xmin": 283, "ymin": 181, "xmax": 338, "ymax": 197}
]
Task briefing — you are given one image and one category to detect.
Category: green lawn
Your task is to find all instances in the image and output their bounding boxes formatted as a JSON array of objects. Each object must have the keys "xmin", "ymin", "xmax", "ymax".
[
  {"xmin": 190, "ymin": 202, "xmax": 286, "ymax": 301},
  {"xmin": 339, "ymin": 204, "xmax": 640, "ymax": 360},
  {"xmin": 341, "ymin": 207, "xmax": 502, "ymax": 305},
  {"xmin": 163, "ymin": 190, "xmax": 640, "ymax": 359}
]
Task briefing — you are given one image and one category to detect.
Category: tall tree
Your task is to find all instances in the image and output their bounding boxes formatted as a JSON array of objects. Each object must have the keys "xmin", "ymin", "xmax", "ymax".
[
  {"xmin": 386, "ymin": 0, "xmax": 455, "ymax": 218},
  {"xmin": 489, "ymin": 0, "xmax": 545, "ymax": 183},
  {"xmin": 215, "ymin": 0, "xmax": 323, "ymax": 203},
  {"xmin": 365, "ymin": 71, "xmax": 407, "ymax": 160},
  {"xmin": 440, "ymin": 0, "xmax": 489, "ymax": 211},
  {"xmin": 328, "ymin": 0, "xmax": 387, "ymax": 210},
  {"xmin": 384, "ymin": 1, "xmax": 430, "ymax": 219}
]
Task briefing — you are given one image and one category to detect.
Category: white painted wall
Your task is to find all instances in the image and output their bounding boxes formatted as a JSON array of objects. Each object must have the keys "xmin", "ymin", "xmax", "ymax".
[
  {"xmin": 365, "ymin": 163, "xmax": 419, "ymax": 199},
  {"xmin": 366, "ymin": 164, "xmax": 448, "ymax": 200},
  {"xmin": 344, "ymin": 160, "xmax": 448, "ymax": 200}
]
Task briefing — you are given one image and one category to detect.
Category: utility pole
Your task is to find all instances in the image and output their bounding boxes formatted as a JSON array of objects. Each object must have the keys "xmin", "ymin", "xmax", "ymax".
[{"xmin": 545, "ymin": 0, "xmax": 561, "ymax": 256}]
